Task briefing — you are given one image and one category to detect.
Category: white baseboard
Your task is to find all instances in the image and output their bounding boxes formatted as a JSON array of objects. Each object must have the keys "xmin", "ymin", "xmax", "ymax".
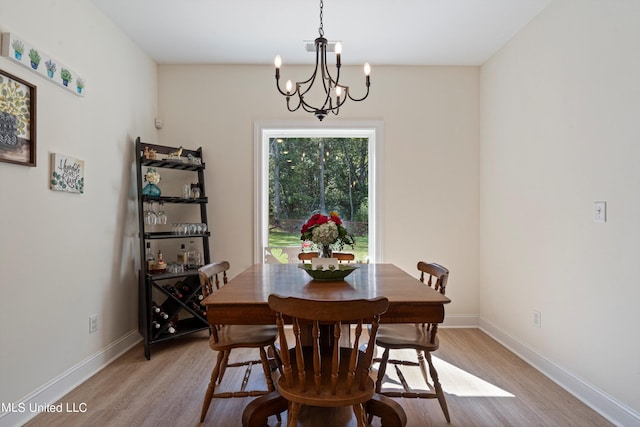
[
  {"xmin": 441, "ymin": 314, "xmax": 479, "ymax": 328},
  {"xmin": 0, "ymin": 330, "xmax": 141, "ymax": 427},
  {"xmin": 479, "ymin": 318, "xmax": 640, "ymax": 427}
]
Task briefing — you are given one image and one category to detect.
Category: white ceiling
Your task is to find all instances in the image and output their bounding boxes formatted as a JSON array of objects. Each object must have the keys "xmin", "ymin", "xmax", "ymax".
[{"xmin": 90, "ymin": 0, "xmax": 551, "ymax": 66}]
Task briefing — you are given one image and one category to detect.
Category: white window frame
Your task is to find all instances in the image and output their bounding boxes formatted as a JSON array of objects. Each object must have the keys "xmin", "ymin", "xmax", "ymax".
[{"xmin": 254, "ymin": 121, "xmax": 384, "ymax": 264}]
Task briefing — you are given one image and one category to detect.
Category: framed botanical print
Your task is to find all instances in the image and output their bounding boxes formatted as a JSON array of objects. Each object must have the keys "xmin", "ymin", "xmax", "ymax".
[{"xmin": 0, "ymin": 68, "xmax": 36, "ymax": 166}]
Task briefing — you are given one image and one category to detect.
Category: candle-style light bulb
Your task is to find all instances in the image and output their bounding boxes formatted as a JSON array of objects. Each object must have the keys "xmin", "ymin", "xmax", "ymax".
[
  {"xmin": 335, "ymin": 86, "xmax": 342, "ymax": 98},
  {"xmin": 285, "ymin": 80, "xmax": 293, "ymax": 94},
  {"xmin": 335, "ymin": 42, "xmax": 342, "ymax": 67},
  {"xmin": 274, "ymin": 55, "xmax": 282, "ymax": 69},
  {"xmin": 364, "ymin": 62, "xmax": 371, "ymax": 76}
]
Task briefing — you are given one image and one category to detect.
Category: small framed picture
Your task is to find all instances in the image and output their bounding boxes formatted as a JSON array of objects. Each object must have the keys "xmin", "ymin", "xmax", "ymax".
[
  {"xmin": 50, "ymin": 153, "xmax": 85, "ymax": 194},
  {"xmin": 0, "ymin": 68, "xmax": 36, "ymax": 166}
]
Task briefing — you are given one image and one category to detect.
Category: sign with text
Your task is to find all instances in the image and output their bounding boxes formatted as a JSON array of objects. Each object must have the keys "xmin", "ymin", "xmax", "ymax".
[{"xmin": 50, "ymin": 153, "xmax": 85, "ymax": 194}]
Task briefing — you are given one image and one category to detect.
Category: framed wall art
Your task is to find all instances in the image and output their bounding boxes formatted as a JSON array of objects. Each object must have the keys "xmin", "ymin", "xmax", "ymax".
[
  {"xmin": 0, "ymin": 68, "xmax": 37, "ymax": 167},
  {"xmin": 50, "ymin": 153, "xmax": 85, "ymax": 194},
  {"xmin": 1, "ymin": 33, "xmax": 85, "ymax": 96}
]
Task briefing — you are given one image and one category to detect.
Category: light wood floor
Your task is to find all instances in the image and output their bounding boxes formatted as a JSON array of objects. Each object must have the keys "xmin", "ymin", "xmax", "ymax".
[{"xmin": 24, "ymin": 329, "xmax": 611, "ymax": 427}]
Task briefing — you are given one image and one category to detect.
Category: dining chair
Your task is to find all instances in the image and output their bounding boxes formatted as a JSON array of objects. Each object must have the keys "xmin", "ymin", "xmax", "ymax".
[
  {"xmin": 373, "ymin": 261, "xmax": 451, "ymax": 423},
  {"xmin": 198, "ymin": 261, "xmax": 282, "ymax": 423},
  {"xmin": 298, "ymin": 252, "xmax": 356, "ymax": 263},
  {"xmin": 268, "ymin": 294, "xmax": 393, "ymax": 427}
]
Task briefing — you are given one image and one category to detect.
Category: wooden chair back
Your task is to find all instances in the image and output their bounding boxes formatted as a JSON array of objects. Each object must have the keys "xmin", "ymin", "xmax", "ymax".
[
  {"xmin": 298, "ymin": 252, "xmax": 355, "ymax": 263},
  {"xmin": 198, "ymin": 261, "xmax": 230, "ymax": 298},
  {"xmin": 417, "ymin": 261, "xmax": 448, "ymax": 295},
  {"xmin": 268, "ymin": 294, "xmax": 388, "ymax": 415},
  {"xmin": 198, "ymin": 261, "xmax": 231, "ymax": 342}
]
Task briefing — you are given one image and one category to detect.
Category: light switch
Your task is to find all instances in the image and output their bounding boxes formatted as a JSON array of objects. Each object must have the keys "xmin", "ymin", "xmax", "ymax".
[{"xmin": 593, "ymin": 201, "xmax": 606, "ymax": 223}]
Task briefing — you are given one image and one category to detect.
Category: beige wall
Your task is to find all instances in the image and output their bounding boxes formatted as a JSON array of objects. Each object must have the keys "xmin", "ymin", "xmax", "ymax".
[
  {"xmin": 157, "ymin": 64, "xmax": 480, "ymax": 318},
  {"xmin": 0, "ymin": 0, "xmax": 157, "ymax": 421},
  {"xmin": 480, "ymin": 0, "xmax": 640, "ymax": 418}
]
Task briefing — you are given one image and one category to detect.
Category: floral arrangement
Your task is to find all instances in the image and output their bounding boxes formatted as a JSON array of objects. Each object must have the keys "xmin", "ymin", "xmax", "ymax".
[
  {"xmin": 300, "ymin": 212, "xmax": 355, "ymax": 250},
  {"xmin": 144, "ymin": 168, "xmax": 161, "ymax": 185}
]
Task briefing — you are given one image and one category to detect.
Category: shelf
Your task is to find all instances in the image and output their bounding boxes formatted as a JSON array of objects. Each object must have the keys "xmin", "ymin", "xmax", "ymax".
[
  {"xmin": 142, "ymin": 195, "xmax": 208, "ymax": 204},
  {"xmin": 146, "ymin": 269, "xmax": 200, "ymax": 280},
  {"xmin": 136, "ymin": 137, "xmax": 211, "ymax": 360},
  {"xmin": 141, "ymin": 157, "xmax": 206, "ymax": 171},
  {"xmin": 143, "ymin": 231, "xmax": 210, "ymax": 240},
  {"xmin": 151, "ymin": 317, "xmax": 210, "ymax": 343}
]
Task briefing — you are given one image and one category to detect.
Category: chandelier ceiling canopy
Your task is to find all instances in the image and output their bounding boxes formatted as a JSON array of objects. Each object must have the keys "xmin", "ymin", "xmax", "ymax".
[{"xmin": 274, "ymin": 0, "xmax": 371, "ymax": 121}]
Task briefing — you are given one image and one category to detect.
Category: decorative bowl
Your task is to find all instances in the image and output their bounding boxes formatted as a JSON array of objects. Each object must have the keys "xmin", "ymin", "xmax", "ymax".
[{"xmin": 298, "ymin": 264, "xmax": 359, "ymax": 281}]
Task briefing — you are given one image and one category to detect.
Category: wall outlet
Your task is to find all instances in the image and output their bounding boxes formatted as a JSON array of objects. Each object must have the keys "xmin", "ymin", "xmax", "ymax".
[
  {"xmin": 89, "ymin": 314, "xmax": 98, "ymax": 334},
  {"xmin": 532, "ymin": 310, "xmax": 541, "ymax": 328}
]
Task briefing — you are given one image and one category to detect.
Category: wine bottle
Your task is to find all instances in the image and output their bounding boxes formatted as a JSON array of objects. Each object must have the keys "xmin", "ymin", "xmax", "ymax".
[
  {"xmin": 187, "ymin": 240, "xmax": 202, "ymax": 269},
  {"xmin": 181, "ymin": 283, "xmax": 198, "ymax": 301},
  {"xmin": 146, "ymin": 242, "xmax": 155, "ymax": 271},
  {"xmin": 166, "ymin": 320, "xmax": 177, "ymax": 334},
  {"xmin": 162, "ymin": 284, "xmax": 183, "ymax": 300},
  {"xmin": 177, "ymin": 243, "xmax": 188, "ymax": 267},
  {"xmin": 160, "ymin": 296, "xmax": 180, "ymax": 316},
  {"xmin": 151, "ymin": 321, "xmax": 161, "ymax": 329},
  {"xmin": 189, "ymin": 301, "xmax": 207, "ymax": 318},
  {"xmin": 155, "ymin": 250, "xmax": 167, "ymax": 273},
  {"xmin": 151, "ymin": 301, "xmax": 161, "ymax": 313}
]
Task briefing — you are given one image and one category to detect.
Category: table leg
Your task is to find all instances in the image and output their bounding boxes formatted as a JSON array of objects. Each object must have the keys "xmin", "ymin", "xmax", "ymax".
[{"xmin": 242, "ymin": 391, "xmax": 406, "ymax": 427}]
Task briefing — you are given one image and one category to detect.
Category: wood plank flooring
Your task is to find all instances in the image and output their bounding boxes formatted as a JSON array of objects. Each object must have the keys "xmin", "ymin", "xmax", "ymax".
[{"xmin": 24, "ymin": 329, "xmax": 612, "ymax": 427}]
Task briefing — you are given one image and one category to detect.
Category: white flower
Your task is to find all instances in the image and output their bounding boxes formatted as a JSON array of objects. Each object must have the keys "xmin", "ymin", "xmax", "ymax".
[
  {"xmin": 145, "ymin": 168, "xmax": 161, "ymax": 184},
  {"xmin": 311, "ymin": 221, "xmax": 339, "ymax": 246}
]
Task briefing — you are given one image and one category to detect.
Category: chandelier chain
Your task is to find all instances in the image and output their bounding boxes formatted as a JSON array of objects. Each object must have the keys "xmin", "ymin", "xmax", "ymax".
[{"xmin": 318, "ymin": 0, "xmax": 324, "ymax": 37}]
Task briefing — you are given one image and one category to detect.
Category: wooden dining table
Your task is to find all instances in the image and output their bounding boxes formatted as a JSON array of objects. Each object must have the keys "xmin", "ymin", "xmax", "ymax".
[{"xmin": 202, "ymin": 262, "xmax": 451, "ymax": 427}]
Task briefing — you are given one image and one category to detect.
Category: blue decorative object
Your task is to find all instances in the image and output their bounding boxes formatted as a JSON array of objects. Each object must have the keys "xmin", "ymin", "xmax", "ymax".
[{"xmin": 142, "ymin": 183, "xmax": 161, "ymax": 197}]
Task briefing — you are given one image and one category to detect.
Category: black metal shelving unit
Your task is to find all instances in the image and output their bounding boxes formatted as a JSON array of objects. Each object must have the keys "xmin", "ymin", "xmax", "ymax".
[{"xmin": 135, "ymin": 137, "xmax": 211, "ymax": 360}]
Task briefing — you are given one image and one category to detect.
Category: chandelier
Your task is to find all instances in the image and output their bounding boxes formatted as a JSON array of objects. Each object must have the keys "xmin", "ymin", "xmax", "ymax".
[{"xmin": 274, "ymin": 0, "xmax": 371, "ymax": 121}]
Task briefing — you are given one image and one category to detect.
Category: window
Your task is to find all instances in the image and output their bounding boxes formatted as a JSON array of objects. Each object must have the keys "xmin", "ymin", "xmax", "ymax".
[{"xmin": 254, "ymin": 121, "xmax": 384, "ymax": 264}]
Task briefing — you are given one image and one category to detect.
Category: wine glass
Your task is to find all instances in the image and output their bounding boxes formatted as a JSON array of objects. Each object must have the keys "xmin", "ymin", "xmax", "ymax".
[
  {"xmin": 156, "ymin": 201, "xmax": 167, "ymax": 225},
  {"xmin": 144, "ymin": 202, "xmax": 157, "ymax": 225},
  {"xmin": 188, "ymin": 223, "xmax": 198, "ymax": 235}
]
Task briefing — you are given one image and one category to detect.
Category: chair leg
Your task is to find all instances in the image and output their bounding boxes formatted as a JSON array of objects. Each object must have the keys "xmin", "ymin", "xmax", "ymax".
[
  {"xmin": 416, "ymin": 349, "xmax": 430, "ymax": 386},
  {"xmin": 425, "ymin": 351, "xmax": 450, "ymax": 422},
  {"xmin": 258, "ymin": 347, "xmax": 275, "ymax": 392},
  {"xmin": 288, "ymin": 402, "xmax": 301, "ymax": 427},
  {"xmin": 353, "ymin": 403, "xmax": 367, "ymax": 427},
  {"xmin": 375, "ymin": 348, "xmax": 390, "ymax": 393},
  {"xmin": 218, "ymin": 350, "xmax": 231, "ymax": 385},
  {"xmin": 201, "ymin": 350, "xmax": 226, "ymax": 422},
  {"xmin": 269, "ymin": 343, "xmax": 284, "ymax": 375}
]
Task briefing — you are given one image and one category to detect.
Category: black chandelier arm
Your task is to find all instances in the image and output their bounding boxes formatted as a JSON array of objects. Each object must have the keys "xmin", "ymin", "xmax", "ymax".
[
  {"xmin": 346, "ymin": 78, "xmax": 371, "ymax": 102},
  {"xmin": 275, "ymin": 78, "xmax": 291, "ymax": 97},
  {"xmin": 298, "ymin": 92, "xmax": 328, "ymax": 113},
  {"xmin": 285, "ymin": 94, "xmax": 302, "ymax": 112},
  {"xmin": 298, "ymin": 67, "xmax": 321, "ymax": 98}
]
